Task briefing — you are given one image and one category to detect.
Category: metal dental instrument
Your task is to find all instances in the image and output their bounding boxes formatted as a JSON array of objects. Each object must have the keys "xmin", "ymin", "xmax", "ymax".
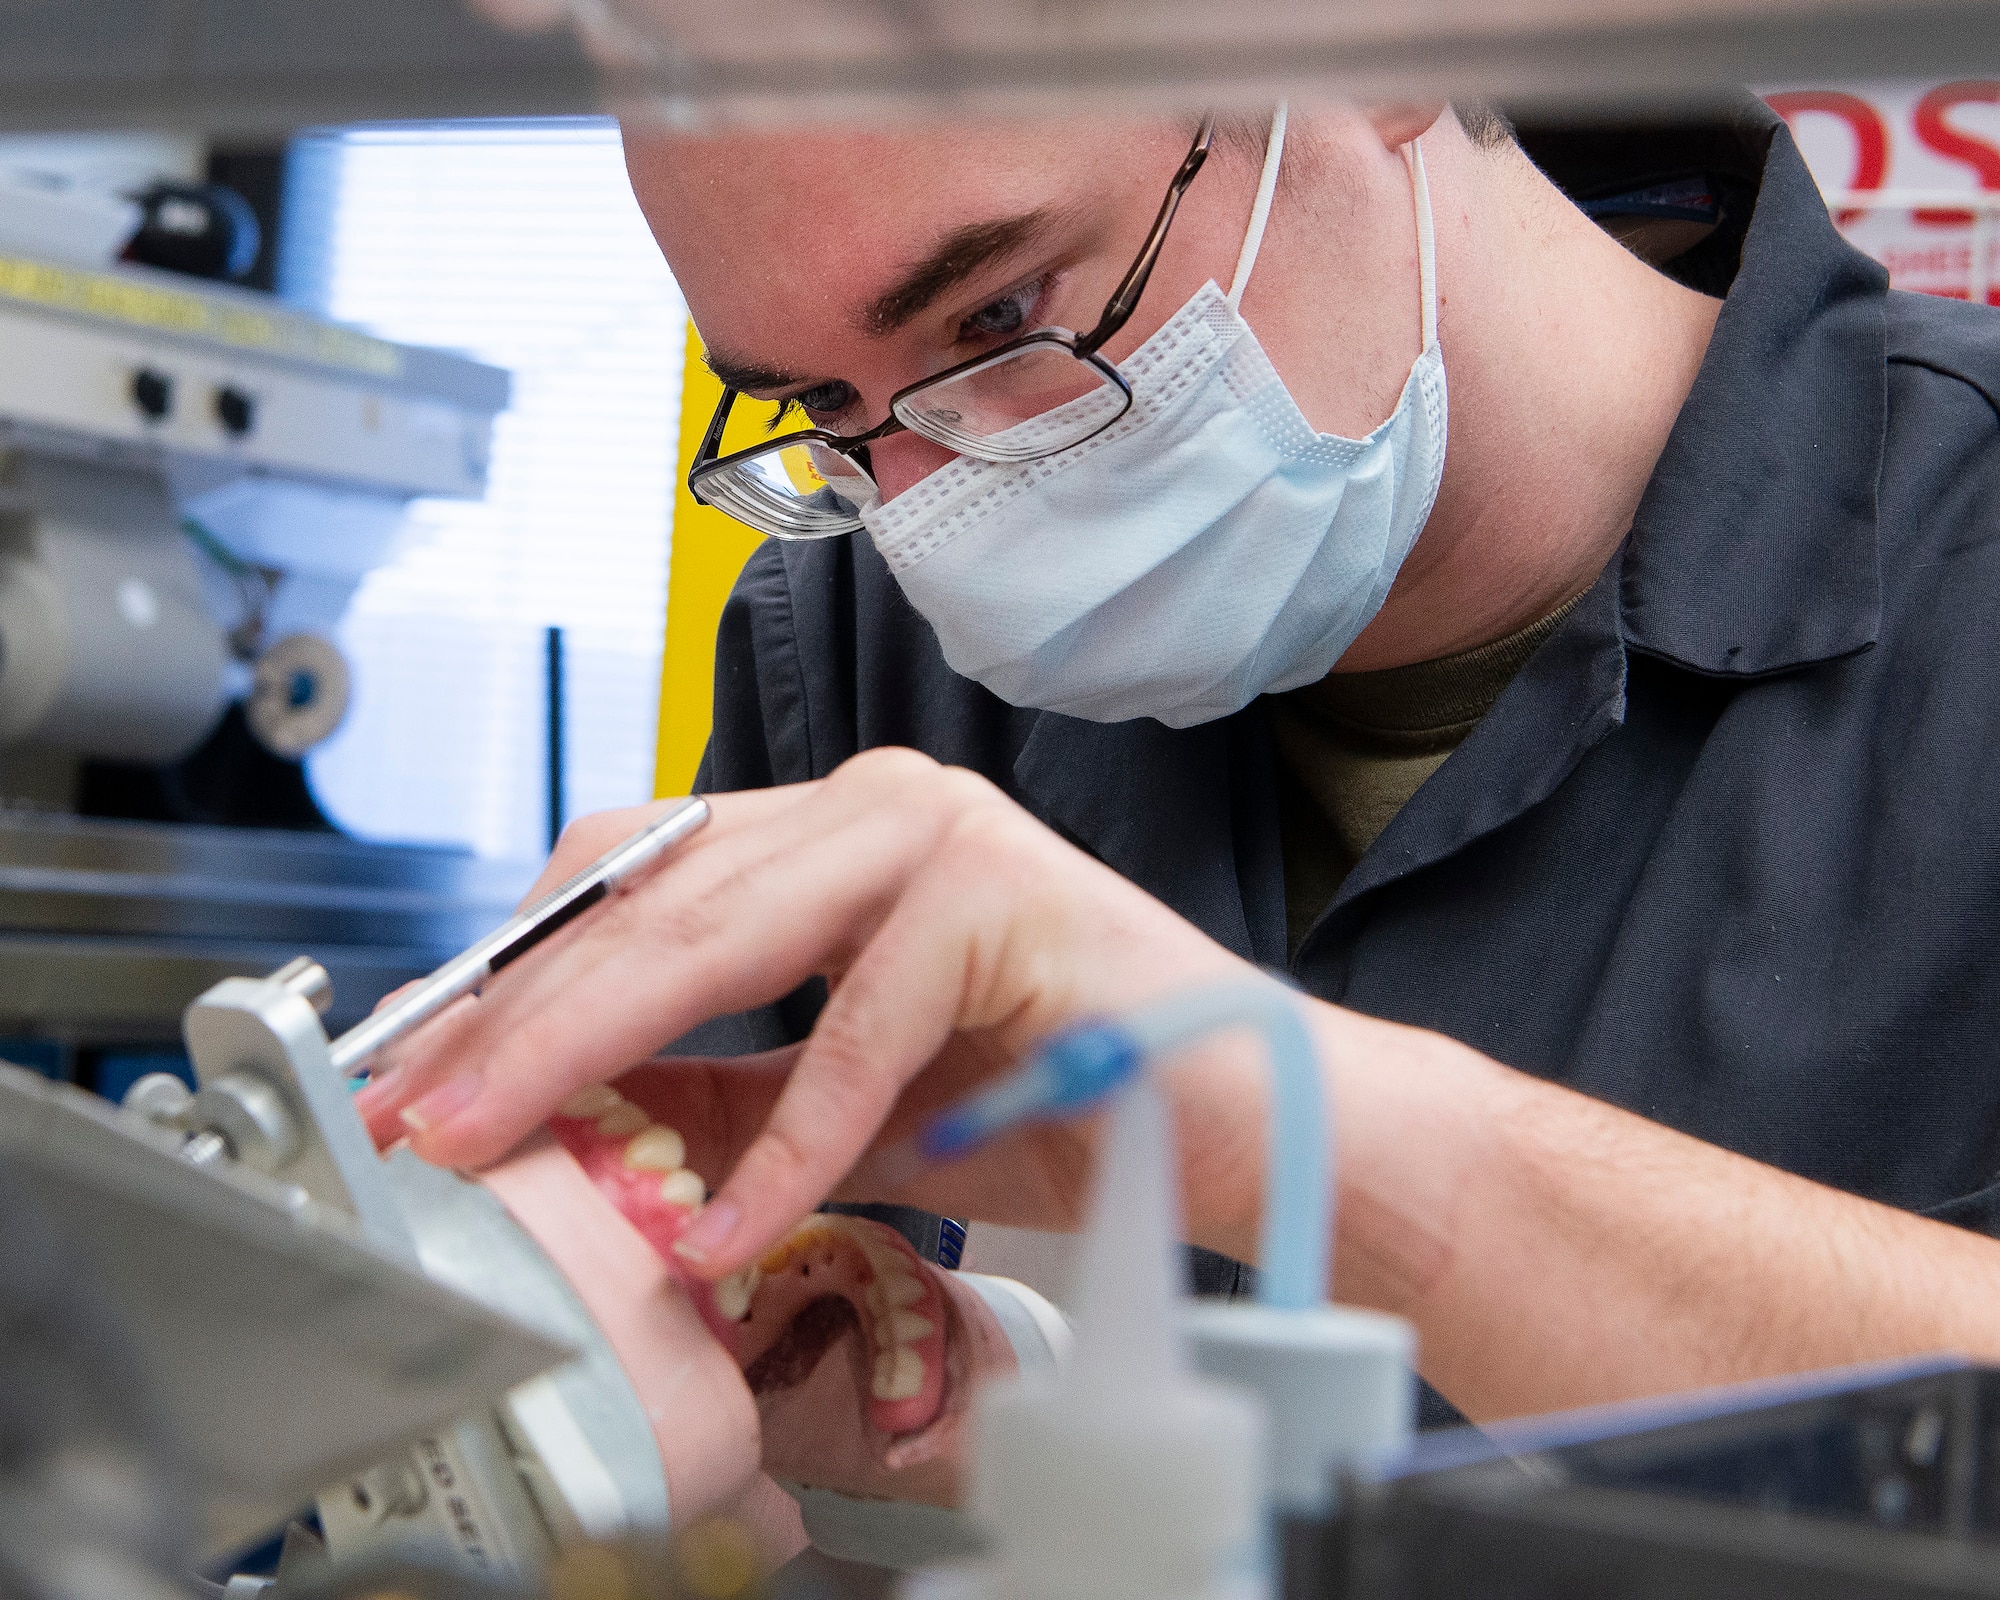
[{"xmin": 330, "ymin": 796, "xmax": 712, "ymax": 1078}]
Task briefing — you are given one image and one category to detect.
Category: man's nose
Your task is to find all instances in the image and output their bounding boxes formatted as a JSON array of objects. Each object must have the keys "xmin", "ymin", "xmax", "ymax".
[{"xmin": 869, "ymin": 431, "xmax": 961, "ymax": 501}]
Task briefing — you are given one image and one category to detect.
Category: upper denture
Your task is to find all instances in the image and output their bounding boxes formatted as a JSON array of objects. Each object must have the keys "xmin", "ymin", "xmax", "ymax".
[{"xmin": 546, "ymin": 1081, "xmax": 949, "ymax": 1437}]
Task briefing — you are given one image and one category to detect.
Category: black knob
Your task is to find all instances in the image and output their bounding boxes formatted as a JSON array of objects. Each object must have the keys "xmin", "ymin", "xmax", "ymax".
[
  {"xmin": 131, "ymin": 368, "xmax": 173, "ymax": 421},
  {"xmin": 214, "ymin": 386, "xmax": 255, "ymax": 437},
  {"xmin": 125, "ymin": 180, "xmax": 262, "ymax": 283}
]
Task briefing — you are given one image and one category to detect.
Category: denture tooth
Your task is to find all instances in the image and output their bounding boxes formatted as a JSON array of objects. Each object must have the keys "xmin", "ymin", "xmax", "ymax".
[
  {"xmin": 713, "ymin": 1263, "xmax": 762, "ymax": 1322},
  {"xmin": 559, "ymin": 1085, "xmax": 622, "ymax": 1118},
  {"xmin": 864, "ymin": 1283, "xmax": 886, "ymax": 1318},
  {"xmin": 878, "ymin": 1273, "xmax": 925, "ymax": 1308},
  {"xmin": 623, "ymin": 1125, "xmax": 687, "ymax": 1171},
  {"xmin": 890, "ymin": 1311, "xmax": 934, "ymax": 1343},
  {"xmin": 871, "ymin": 1308, "xmax": 934, "ymax": 1348},
  {"xmin": 597, "ymin": 1104, "xmax": 649, "ymax": 1137},
  {"xmin": 659, "ymin": 1168, "xmax": 706, "ymax": 1207},
  {"xmin": 871, "ymin": 1347, "xmax": 925, "ymax": 1402}
]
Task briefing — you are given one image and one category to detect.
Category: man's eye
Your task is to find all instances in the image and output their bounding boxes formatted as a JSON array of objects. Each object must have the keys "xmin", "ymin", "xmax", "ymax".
[
  {"xmin": 959, "ymin": 280, "xmax": 1046, "ymax": 342},
  {"xmin": 795, "ymin": 381, "xmax": 858, "ymax": 419}
]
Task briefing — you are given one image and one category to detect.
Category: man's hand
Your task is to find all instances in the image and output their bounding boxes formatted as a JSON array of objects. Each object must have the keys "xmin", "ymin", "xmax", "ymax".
[
  {"xmin": 355, "ymin": 748, "xmax": 1267, "ymax": 1279},
  {"xmin": 360, "ymin": 746, "xmax": 2000, "ymax": 1428}
]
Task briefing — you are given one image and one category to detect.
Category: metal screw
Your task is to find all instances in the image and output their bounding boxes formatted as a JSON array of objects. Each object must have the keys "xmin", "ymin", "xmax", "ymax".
[
  {"xmin": 188, "ymin": 1073, "xmax": 299, "ymax": 1175},
  {"xmin": 180, "ymin": 1130, "xmax": 230, "ymax": 1168},
  {"xmin": 346, "ymin": 1458, "xmax": 427, "ymax": 1524},
  {"xmin": 268, "ymin": 955, "xmax": 334, "ymax": 1017}
]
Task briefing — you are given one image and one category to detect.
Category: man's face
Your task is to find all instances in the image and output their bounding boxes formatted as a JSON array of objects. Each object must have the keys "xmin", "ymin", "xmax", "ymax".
[{"xmin": 624, "ymin": 110, "xmax": 1431, "ymax": 501}]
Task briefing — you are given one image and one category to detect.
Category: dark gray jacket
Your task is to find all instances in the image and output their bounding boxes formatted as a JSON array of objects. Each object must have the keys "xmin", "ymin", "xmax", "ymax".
[{"xmin": 692, "ymin": 104, "xmax": 2000, "ymax": 1327}]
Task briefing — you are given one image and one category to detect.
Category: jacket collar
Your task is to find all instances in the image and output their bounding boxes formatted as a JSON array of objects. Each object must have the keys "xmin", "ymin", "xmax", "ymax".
[
  {"xmin": 1618, "ymin": 106, "xmax": 1887, "ymax": 678},
  {"xmin": 1008, "ymin": 104, "xmax": 1890, "ymax": 961},
  {"xmin": 1012, "ymin": 711, "xmax": 1276, "ymax": 965}
]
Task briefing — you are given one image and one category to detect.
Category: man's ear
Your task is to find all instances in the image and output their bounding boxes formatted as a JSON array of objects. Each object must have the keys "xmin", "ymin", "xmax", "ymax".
[{"xmin": 1365, "ymin": 102, "xmax": 1450, "ymax": 151}]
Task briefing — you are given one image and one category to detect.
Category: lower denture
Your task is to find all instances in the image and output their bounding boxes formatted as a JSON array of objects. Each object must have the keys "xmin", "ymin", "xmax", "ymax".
[{"xmin": 546, "ymin": 1078, "xmax": 949, "ymax": 1437}]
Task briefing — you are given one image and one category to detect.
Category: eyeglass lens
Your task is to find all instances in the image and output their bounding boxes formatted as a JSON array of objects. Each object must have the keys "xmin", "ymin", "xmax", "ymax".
[
  {"xmin": 697, "ymin": 438, "xmax": 878, "ymax": 539},
  {"xmin": 893, "ymin": 342, "xmax": 1131, "ymax": 462}
]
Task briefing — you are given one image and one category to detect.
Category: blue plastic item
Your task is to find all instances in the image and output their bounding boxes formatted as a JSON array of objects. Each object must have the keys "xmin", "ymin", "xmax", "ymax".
[{"xmin": 918, "ymin": 978, "xmax": 1332, "ymax": 1310}]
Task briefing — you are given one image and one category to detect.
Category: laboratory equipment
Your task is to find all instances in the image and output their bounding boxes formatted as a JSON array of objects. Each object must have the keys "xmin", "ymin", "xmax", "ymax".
[
  {"xmin": 100, "ymin": 797, "xmax": 715, "ymax": 1590},
  {"xmin": 0, "ymin": 1056, "xmax": 569, "ymax": 1563},
  {"xmin": 921, "ymin": 981, "xmax": 1415, "ymax": 1566},
  {"xmin": 115, "ymin": 952, "xmax": 682, "ymax": 1590},
  {"xmin": 1319, "ymin": 1356, "xmax": 2000, "ymax": 1598},
  {"xmin": 0, "ymin": 177, "xmax": 521, "ymax": 1051},
  {"xmin": 4, "ymin": 0, "xmax": 2000, "ymax": 133},
  {"xmin": 948, "ymin": 1072, "xmax": 1271, "ymax": 1600}
]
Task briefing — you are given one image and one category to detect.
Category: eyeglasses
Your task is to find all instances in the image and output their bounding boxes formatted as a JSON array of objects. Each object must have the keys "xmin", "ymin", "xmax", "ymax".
[{"xmin": 687, "ymin": 116, "xmax": 1217, "ymax": 540}]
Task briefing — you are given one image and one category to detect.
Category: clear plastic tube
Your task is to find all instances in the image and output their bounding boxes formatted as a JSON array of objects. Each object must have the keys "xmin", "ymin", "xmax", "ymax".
[{"xmin": 918, "ymin": 977, "xmax": 1332, "ymax": 1309}]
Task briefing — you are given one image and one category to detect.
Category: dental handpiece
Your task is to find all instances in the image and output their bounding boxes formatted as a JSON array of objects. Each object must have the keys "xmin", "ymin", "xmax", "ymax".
[{"xmin": 329, "ymin": 796, "xmax": 712, "ymax": 1079}]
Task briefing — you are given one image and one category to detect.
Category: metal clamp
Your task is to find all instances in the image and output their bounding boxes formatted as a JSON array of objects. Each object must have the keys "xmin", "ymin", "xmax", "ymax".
[
  {"xmin": 177, "ymin": 957, "xmax": 414, "ymax": 1260},
  {"xmin": 160, "ymin": 953, "xmax": 669, "ymax": 1587}
]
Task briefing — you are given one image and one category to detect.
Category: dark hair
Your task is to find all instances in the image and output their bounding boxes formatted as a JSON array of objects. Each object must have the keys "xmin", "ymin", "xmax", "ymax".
[
  {"xmin": 1202, "ymin": 103, "xmax": 1517, "ymax": 166},
  {"xmin": 1208, "ymin": 112, "xmax": 1276, "ymax": 166},
  {"xmin": 1456, "ymin": 102, "xmax": 1517, "ymax": 149}
]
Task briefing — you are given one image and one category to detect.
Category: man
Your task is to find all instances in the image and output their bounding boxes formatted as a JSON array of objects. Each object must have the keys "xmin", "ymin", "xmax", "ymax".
[{"xmin": 364, "ymin": 94, "xmax": 2000, "ymax": 1440}]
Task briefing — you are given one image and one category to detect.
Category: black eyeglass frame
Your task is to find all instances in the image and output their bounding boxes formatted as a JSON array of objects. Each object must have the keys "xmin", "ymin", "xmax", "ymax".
[{"xmin": 687, "ymin": 115, "xmax": 1217, "ymax": 527}]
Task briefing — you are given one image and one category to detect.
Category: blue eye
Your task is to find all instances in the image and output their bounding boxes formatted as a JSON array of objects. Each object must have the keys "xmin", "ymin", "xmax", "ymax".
[{"xmin": 960, "ymin": 279, "xmax": 1046, "ymax": 341}]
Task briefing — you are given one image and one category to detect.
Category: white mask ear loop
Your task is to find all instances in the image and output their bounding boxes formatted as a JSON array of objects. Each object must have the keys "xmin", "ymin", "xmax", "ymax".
[
  {"xmin": 1405, "ymin": 138, "xmax": 1439, "ymax": 350},
  {"xmin": 1226, "ymin": 103, "xmax": 1288, "ymax": 312}
]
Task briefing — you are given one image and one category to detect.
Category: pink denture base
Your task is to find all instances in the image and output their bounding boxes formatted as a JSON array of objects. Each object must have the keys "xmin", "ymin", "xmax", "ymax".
[{"xmin": 546, "ymin": 1076, "xmax": 948, "ymax": 1437}]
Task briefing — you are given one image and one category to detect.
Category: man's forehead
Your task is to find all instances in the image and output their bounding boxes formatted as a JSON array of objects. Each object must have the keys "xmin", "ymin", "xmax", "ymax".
[
  {"xmin": 625, "ymin": 112, "xmax": 1173, "ymax": 239},
  {"xmin": 624, "ymin": 113, "xmax": 1179, "ymax": 378}
]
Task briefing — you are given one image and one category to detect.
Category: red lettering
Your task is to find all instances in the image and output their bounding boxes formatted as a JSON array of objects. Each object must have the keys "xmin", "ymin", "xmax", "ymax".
[
  {"xmin": 1767, "ymin": 90, "xmax": 1887, "ymax": 224},
  {"xmin": 1912, "ymin": 81, "xmax": 2000, "ymax": 224}
]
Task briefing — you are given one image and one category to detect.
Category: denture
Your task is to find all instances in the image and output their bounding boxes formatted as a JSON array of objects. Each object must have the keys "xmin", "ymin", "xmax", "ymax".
[{"xmin": 546, "ymin": 1079, "xmax": 949, "ymax": 1437}]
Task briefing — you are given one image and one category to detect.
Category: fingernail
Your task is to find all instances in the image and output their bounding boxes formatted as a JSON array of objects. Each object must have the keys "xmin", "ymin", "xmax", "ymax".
[
  {"xmin": 400, "ymin": 1071, "xmax": 482, "ymax": 1136},
  {"xmin": 672, "ymin": 1197, "xmax": 741, "ymax": 1266}
]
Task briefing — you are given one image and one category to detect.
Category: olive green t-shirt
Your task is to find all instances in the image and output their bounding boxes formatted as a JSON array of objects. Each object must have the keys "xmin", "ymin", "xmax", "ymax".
[{"xmin": 1268, "ymin": 598, "xmax": 1583, "ymax": 957}]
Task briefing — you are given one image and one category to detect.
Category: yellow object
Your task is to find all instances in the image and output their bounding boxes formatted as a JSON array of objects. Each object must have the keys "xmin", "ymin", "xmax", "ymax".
[
  {"xmin": 653, "ymin": 326, "xmax": 782, "ymax": 798},
  {"xmin": 673, "ymin": 1515, "xmax": 764, "ymax": 1598},
  {"xmin": 0, "ymin": 253, "xmax": 402, "ymax": 376},
  {"xmin": 547, "ymin": 1544, "xmax": 632, "ymax": 1600}
]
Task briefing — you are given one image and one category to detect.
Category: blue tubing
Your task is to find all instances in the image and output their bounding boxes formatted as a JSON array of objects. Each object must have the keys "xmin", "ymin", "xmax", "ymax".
[
  {"xmin": 917, "ymin": 978, "xmax": 1332, "ymax": 1311},
  {"xmin": 1114, "ymin": 982, "xmax": 1329, "ymax": 1311},
  {"xmin": 918, "ymin": 1022, "xmax": 1144, "ymax": 1163}
]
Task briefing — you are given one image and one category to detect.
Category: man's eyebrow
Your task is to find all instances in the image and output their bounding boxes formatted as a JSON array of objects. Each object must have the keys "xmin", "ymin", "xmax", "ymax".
[
  {"xmin": 863, "ymin": 206, "xmax": 1067, "ymax": 335},
  {"xmin": 701, "ymin": 205, "xmax": 1070, "ymax": 392},
  {"xmin": 702, "ymin": 349, "xmax": 807, "ymax": 393}
]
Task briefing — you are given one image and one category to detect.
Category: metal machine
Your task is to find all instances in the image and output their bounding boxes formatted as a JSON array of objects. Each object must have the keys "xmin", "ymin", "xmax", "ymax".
[
  {"xmin": 21, "ymin": 950, "xmax": 676, "ymax": 1596},
  {"xmin": 0, "ymin": 182, "xmax": 523, "ymax": 1061},
  {"xmin": 1322, "ymin": 1358, "xmax": 2000, "ymax": 1599}
]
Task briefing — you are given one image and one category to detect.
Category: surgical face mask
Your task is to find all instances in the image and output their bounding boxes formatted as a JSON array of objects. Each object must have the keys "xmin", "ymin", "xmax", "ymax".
[{"xmin": 860, "ymin": 108, "xmax": 1448, "ymax": 728}]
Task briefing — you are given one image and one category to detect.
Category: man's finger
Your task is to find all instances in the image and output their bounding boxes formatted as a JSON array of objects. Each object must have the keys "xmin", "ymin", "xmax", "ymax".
[
  {"xmin": 394, "ymin": 759, "xmax": 991, "ymax": 1167},
  {"xmin": 671, "ymin": 812, "xmax": 1028, "ymax": 1274}
]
